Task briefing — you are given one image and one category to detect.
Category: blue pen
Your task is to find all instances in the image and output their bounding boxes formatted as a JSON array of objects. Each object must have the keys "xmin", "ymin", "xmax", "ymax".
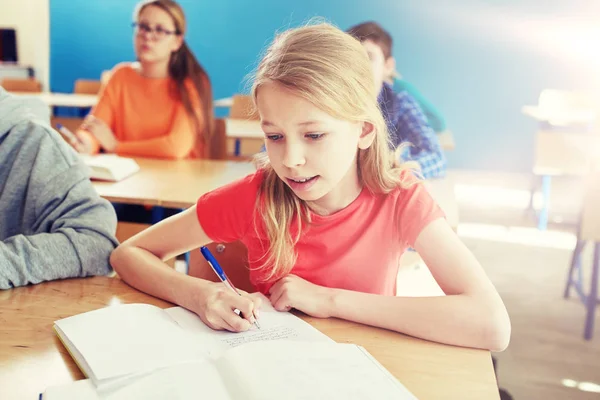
[{"xmin": 200, "ymin": 246, "xmax": 261, "ymax": 329}]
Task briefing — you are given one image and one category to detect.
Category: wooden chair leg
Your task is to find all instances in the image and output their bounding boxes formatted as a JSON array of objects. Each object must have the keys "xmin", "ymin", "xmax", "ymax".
[
  {"xmin": 584, "ymin": 242, "xmax": 600, "ymax": 340},
  {"xmin": 565, "ymin": 239, "xmax": 585, "ymax": 299}
]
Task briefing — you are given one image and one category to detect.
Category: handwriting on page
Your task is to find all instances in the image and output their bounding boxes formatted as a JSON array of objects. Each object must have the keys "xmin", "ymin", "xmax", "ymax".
[{"xmin": 221, "ymin": 325, "xmax": 299, "ymax": 348}]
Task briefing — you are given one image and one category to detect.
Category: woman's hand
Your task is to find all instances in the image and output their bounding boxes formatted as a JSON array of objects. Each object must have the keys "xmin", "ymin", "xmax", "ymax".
[
  {"xmin": 191, "ymin": 281, "xmax": 262, "ymax": 332},
  {"xmin": 80, "ymin": 115, "xmax": 118, "ymax": 152},
  {"xmin": 269, "ymin": 274, "xmax": 335, "ymax": 318}
]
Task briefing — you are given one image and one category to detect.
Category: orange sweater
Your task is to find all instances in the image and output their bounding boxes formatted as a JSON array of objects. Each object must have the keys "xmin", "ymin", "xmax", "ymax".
[{"xmin": 86, "ymin": 63, "xmax": 206, "ymax": 159}]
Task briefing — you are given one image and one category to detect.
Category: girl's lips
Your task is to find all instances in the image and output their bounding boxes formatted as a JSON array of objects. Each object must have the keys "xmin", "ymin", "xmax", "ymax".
[{"xmin": 286, "ymin": 176, "xmax": 319, "ymax": 192}]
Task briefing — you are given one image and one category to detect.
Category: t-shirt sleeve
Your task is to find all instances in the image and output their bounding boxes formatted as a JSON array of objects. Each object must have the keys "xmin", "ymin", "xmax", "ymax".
[
  {"xmin": 91, "ymin": 63, "xmax": 126, "ymax": 131},
  {"xmin": 396, "ymin": 176, "xmax": 446, "ymax": 248},
  {"xmin": 196, "ymin": 170, "xmax": 263, "ymax": 243}
]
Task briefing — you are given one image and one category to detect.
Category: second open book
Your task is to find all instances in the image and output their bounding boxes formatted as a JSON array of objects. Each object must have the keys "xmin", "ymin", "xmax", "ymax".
[{"xmin": 46, "ymin": 299, "xmax": 417, "ymax": 400}]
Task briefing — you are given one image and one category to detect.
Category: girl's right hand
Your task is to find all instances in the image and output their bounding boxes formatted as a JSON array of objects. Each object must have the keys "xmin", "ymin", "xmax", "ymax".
[
  {"xmin": 193, "ymin": 281, "xmax": 262, "ymax": 332},
  {"xmin": 72, "ymin": 130, "xmax": 97, "ymax": 154}
]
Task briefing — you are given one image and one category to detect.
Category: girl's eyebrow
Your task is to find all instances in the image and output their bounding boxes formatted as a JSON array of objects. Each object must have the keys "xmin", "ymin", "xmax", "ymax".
[{"xmin": 261, "ymin": 120, "xmax": 322, "ymax": 127}]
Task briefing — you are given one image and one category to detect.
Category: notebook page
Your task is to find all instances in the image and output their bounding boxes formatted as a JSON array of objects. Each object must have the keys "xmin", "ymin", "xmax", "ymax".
[
  {"xmin": 54, "ymin": 304, "xmax": 212, "ymax": 383},
  {"xmin": 43, "ymin": 361, "xmax": 232, "ymax": 400},
  {"xmin": 165, "ymin": 305, "xmax": 334, "ymax": 358},
  {"xmin": 219, "ymin": 341, "xmax": 417, "ymax": 400}
]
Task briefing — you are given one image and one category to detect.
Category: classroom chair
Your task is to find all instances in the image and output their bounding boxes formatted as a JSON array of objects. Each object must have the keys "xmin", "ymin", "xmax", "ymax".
[
  {"xmin": 1, "ymin": 78, "xmax": 42, "ymax": 92},
  {"xmin": 563, "ymin": 168, "xmax": 600, "ymax": 340},
  {"xmin": 228, "ymin": 95, "xmax": 263, "ymax": 159},
  {"xmin": 188, "ymin": 241, "xmax": 255, "ymax": 293},
  {"xmin": 527, "ymin": 89, "xmax": 599, "ymax": 230},
  {"xmin": 74, "ymin": 79, "xmax": 102, "ymax": 95},
  {"xmin": 208, "ymin": 118, "xmax": 228, "ymax": 160}
]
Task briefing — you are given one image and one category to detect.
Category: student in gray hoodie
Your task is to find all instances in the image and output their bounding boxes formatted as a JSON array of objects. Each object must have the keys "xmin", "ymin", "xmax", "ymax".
[{"xmin": 0, "ymin": 87, "xmax": 118, "ymax": 289}]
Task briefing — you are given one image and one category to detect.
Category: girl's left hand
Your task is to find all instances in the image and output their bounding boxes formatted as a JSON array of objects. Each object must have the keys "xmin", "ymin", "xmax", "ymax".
[
  {"xmin": 268, "ymin": 274, "xmax": 334, "ymax": 318},
  {"xmin": 82, "ymin": 115, "xmax": 118, "ymax": 152}
]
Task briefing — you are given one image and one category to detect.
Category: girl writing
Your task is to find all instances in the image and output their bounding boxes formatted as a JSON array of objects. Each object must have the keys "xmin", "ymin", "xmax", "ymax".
[{"xmin": 111, "ymin": 23, "xmax": 510, "ymax": 351}]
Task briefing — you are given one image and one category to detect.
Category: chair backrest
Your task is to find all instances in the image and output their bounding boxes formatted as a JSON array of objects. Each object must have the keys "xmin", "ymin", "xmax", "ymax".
[
  {"xmin": 74, "ymin": 79, "xmax": 102, "ymax": 95},
  {"xmin": 1, "ymin": 78, "xmax": 42, "ymax": 93},
  {"xmin": 580, "ymin": 169, "xmax": 600, "ymax": 242},
  {"xmin": 229, "ymin": 95, "xmax": 259, "ymax": 120},
  {"xmin": 188, "ymin": 241, "xmax": 255, "ymax": 293},
  {"xmin": 206, "ymin": 118, "xmax": 228, "ymax": 160}
]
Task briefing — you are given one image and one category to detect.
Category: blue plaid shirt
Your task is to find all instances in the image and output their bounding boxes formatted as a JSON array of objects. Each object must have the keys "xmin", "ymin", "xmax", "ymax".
[{"xmin": 378, "ymin": 82, "xmax": 446, "ymax": 179}]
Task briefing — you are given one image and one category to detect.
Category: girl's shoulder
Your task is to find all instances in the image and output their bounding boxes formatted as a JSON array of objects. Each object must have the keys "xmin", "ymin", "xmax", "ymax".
[
  {"xmin": 104, "ymin": 62, "xmax": 140, "ymax": 84},
  {"xmin": 202, "ymin": 168, "xmax": 266, "ymax": 202}
]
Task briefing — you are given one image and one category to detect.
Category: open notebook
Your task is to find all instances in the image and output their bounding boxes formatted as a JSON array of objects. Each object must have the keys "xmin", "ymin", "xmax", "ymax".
[
  {"xmin": 53, "ymin": 302, "xmax": 332, "ymax": 390},
  {"xmin": 43, "ymin": 341, "xmax": 416, "ymax": 400},
  {"xmin": 79, "ymin": 154, "xmax": 140, "ymax": 182},
  {"xmin": 48, "ymin": 302, "xmax": 416, "ymax": 399}
]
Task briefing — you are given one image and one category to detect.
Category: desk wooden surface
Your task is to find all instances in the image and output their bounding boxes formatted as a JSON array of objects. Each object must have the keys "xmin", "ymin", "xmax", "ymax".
[
  {"xmin": 12, "ymin": 91, "xmax": 98, "ymax": 108},
  {"xmin": 225, "ymin": 118, "xmax": 457, "ymax": 151},
  {"xmin": 0, "ymin": 277, "xmax": 499, "ymax": 400},
  {"xmin": 12, "ymin": 93, "xmax": 235, "ymax": 109},
  {"xmin": 92, "ymin": 159, "xmax": 458, "ymax": 231},
  {"xmin": 214, "ymin": 97, "xmax": 233, "ymax": 107},
  {"xmin": 92, "ymin": 158, "xmax": 256, "ymax": 209}
]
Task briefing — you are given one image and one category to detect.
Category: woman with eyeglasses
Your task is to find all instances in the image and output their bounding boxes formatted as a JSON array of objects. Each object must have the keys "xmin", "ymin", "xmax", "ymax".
[{"xmin": 73, "ymin": 0, "xmax": 213, "ymax": 160}]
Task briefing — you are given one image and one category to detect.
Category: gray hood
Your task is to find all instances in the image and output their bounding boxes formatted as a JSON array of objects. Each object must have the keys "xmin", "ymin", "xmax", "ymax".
[{"xmin": 0, "ymin": 87, "xmax": 51, "ymax": 140}]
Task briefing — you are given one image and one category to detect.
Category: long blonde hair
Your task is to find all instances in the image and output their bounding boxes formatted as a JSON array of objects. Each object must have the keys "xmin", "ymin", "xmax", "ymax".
[{"xmin": 251, "ymin": 22, "xmax": 418, "ymax": 282}]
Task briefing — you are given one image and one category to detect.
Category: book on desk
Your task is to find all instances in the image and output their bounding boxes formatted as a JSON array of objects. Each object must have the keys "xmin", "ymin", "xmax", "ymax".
[
  {"xmin": 43, "ymin": 302, "xmax": 417, "ymax": 399},
  {"xmin": 79, "ymin": 154, "xmax": 140, "ymax": 182}
]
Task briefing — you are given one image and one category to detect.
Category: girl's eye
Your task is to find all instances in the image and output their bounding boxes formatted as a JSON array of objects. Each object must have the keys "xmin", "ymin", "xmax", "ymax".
[
  {"xmin": 306, "ymin": 133, "xmax": 324, "ymax": 140},
  {"xmin": 266, "ymin": 134, "xmax": 283, "ymax": 141}
]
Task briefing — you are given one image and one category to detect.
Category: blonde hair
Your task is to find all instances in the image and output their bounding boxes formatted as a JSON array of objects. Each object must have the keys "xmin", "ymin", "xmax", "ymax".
[{"xmin": 251, "ymin": 22, "xmax": 418, "ymax": 282}]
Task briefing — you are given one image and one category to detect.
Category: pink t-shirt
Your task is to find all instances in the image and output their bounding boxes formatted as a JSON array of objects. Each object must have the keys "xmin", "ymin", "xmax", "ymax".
[{"xmin": 196, "ymin": 170, "xmax": 444, "ymax": 296}]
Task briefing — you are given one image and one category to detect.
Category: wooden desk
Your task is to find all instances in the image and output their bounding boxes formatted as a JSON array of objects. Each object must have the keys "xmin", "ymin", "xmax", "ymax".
[
  {"xmin": 522, "ymin": 105, "xmax": 596, "ymax": 126},
  {"xmin": 0, "ymin": 277, "xmax": 499, "ymax": 400},
  {"xmin": 92, "ymin": 158, "xmax": 256, "ymax": 209},
  {"xmin": 12, "ymin": 93, "xmax": 235, "ymax": 109},
  {"xmin": 225, "ymin": 118, "xmax": 457, "ymax": 151},
  {"xmin": 12, "ymin": 92, "xmax": 98, "ymax": 108},
  {"xmin": 214, "ymin": 97, "xmax": 233, "ymax": 108}
]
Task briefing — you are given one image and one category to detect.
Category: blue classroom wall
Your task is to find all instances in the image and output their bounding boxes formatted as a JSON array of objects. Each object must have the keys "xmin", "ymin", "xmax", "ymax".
[{"xmin": 49, "ymin": 0, "xmax": 599, "ymax": 172}]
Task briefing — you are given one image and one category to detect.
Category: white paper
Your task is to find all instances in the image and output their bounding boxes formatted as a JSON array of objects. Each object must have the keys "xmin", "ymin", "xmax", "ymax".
[
  {"xmin": 221, "ymin": 341, "xmax": 417, "ymax": 400},
  {"xmin": 43, "ymin": 361, "xmax": 231, "ymax": 400},
  {"xmin": 165, "ymin": 304, "xmax": 334, "ymax": 357},
  {"xmin": 55, "ymin": 304, "xmax": 210, "ymax": 383}
]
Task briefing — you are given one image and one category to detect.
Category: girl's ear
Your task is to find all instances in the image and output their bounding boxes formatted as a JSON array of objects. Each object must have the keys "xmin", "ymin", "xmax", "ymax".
[
  {"xmin": 171, "ymin": 35, "xmax": 184, "ymax": 53},
  {"xmin": 358, "ymin": 121, "xmax": 376, "ymax": 150}
]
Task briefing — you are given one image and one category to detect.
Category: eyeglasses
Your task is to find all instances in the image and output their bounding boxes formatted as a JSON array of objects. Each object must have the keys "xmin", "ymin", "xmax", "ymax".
[{"xmin": 132, "ymin": 22, "xmax": 179, "ymax": 40}]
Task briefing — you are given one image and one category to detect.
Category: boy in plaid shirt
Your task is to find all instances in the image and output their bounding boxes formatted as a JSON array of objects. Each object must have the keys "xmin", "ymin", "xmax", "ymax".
[{"xmin": 348, "ymin": 21, "xmax": 446, "ymax": 179}]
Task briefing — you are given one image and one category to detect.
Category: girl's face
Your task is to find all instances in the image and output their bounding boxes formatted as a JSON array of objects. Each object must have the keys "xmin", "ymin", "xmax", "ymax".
[
  {"xmin": 257, "ymin": 81, "xmax": 375, "ymax": 214},
  {"xmin": 134, "ymin": 5, "xmax": 182, "ymax": 65}
]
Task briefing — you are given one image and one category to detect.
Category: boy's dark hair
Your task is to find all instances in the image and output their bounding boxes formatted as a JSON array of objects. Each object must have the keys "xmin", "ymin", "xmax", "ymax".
[{"xmin": 346, "ymin": 21, "xmax": 393, "ymax": 59}]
